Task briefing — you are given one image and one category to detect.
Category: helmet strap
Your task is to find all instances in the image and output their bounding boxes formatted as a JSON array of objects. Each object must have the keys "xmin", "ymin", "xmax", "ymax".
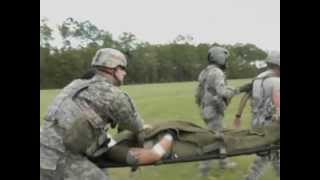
[
  {"xmin": 220, "ymin": 64, "xmax": 226, "ymax": 70},
  {"xmin": 96, "ymin": 67, "xmax": 122, "ymax": 86},
  {"xmin": 97, "ymin": 67, "xmax": 114, "ymax": 75}
]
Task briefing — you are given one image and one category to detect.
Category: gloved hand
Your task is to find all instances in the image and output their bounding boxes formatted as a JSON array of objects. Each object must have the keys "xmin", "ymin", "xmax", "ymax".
[
  {"xmin": 272, "ymin": 113, "xmax": 280, "ymax": 122},
  {"xmin": 238, "ymin": 82, "xmax": 253, "ymax": 93},
  {"xmin": 143, "ymin": 124, "xmax": 153, "ymax": 130},
  {"xmin": 136, "ymin": 131, "xmax": 145, "ymax": 148},
  {"xmin": 223, "ymin": 97, "xmax": 231, "ymax": 106}
]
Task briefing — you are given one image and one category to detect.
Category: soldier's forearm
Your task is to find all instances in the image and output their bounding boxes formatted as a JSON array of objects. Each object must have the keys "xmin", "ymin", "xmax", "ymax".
[
  {"xmin": 238, "ymin": 82, "xmax": 253, "ymax": 94},
  {"xmin": 218, "ymin": 86, "xmax": 236, "ymax": 99},
  {"xmin": 127, "ymin": 133, "xmax": 174, "ymax": 165},
  {"xmin": 272, "ymin": 87, "xmax": 280, "ymax": 118}
]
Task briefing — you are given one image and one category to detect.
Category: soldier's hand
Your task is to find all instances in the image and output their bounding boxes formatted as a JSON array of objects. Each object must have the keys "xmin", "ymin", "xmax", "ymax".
[
  {"xmin": 272, "ymin": 114, "xmax": 280, "ymax": 122},
  {"xmin": 233, "ymin": 117, "xmax": 241, "ymax": 129},
  {"xmin": 223, "ymin": 97, "xmax": 232, "ymax": 106},
  {"xmin": 239, "ymin": 82, "xmax": 253, "ymax": 93},
  {"xmin": 143, "ymin": 124, "xmax": 153, "ymax": 130},
  {"xmin": 129, "ymin": 148, "xmax": 162, "ymax": 164}
]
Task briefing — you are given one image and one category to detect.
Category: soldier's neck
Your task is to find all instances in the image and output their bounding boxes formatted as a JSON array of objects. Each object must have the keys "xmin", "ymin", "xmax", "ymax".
[
  {"xmin": 271, "ymin": 69, "xmax": 280, "ymax": 77},
  {"xmin": 208, "ymin": 64, "xmax": 225, "ymax": 71},
  {"xmin": 96, "ymin": 71, "xmax": 120, "ymax": 86}
]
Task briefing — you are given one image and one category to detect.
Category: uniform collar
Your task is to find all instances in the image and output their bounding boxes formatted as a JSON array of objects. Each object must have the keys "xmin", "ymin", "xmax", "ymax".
[
  {"xmin": 207, "ymin": 64, "xmax": 222, "ymax": 70},
  {"xmin": 208, "ymin": 64, "xmax": 218, "ymax": 68}
]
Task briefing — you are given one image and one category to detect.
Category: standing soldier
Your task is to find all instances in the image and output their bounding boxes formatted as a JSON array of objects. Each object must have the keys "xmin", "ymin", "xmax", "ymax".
[
  {"xmin": 233, "ymin": 52, "xmax": 280, "ymax": 180},
  {"xmin": 40, "ymin": 48, "xmax": 145, "ymax": 180},
  {"xmin": 195, "ymin": 46, "xmax": 245, "ymax": 177}
]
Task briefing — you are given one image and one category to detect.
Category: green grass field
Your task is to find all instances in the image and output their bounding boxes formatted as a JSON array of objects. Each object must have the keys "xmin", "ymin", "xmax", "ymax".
[{"xmin": 40, "ymin": 79, "xmax": 279, "ymax": 180}]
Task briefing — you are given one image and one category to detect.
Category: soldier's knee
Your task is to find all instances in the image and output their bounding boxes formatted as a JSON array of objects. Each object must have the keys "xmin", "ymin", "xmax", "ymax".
[
  {"xmin": 40, "ymin": 167, "xmax": 63, "ymax": 180},
  {"xmin": 207, "ymin": 120, "xmax": 223, "ymax": 130},
  {"xmin": 273, "ymin": 160, "xmax": 280, "ymax": 175},
  {"xmin": 199, "ymin": 162, "xmax": 211, "ymax": 171},
  {"xmin": 202, "ymin": 107, "xmax": 216, "ymax": 120},
  {"xmin": 40, "ymin": 168, "xmax": 54, "ymax": 180},
  {"xmin": 79, "ymin": 167, "xmax": 109, "ymax": 180},
  {"xmin": 65, "ymin": 158, "xmax": 109, "ymax": 180}
]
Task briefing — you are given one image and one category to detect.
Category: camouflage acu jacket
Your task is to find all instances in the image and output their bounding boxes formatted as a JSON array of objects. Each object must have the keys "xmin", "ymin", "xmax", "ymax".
[
  {"xmin": 251, "ymin": 70, "xmax": 280, "ymax": 127},
  {"xmin": 40, "ymin": 72, "xmax": 143, "ymax": 170},
  {"xmin": 195, "ymin": 64, "xmax": 236, "ymax": 110}
]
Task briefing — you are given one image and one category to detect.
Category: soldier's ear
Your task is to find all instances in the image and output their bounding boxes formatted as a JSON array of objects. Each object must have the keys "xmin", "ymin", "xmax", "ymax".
[{"xmin": 221, "ymin": 64, "xmax": 226, "ymax": 70}]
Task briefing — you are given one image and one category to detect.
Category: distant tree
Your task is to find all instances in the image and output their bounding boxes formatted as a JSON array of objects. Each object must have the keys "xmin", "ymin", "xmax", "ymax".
[
  {"xmin": 40, "ymin": 17, "xmax": 270, "ymax": 89},
  {"xmin": 227, "ymin": 43, "xmax": 268, "ymax": 78},
  {"xmin": 58, "ymin": 17, "xmax": 105, "ymax": 49},
  {"xmin": 172, "ymin": 34, "xmax": 194, "ymax": 44},
  {"xmin": 40, "ymin": 18, "xmax": 54, "ymax": 48}
]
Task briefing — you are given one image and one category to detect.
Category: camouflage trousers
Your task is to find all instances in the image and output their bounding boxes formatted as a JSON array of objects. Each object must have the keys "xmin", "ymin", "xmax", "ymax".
[
  {"xmin": 199, "ymin": 110, "xmax": 233, "ymax": 176},
  {"xmin": 40, "ymin": 151, "xmax": 109, "ymax": 180},
  {"xmin": 245, "ymin": 150, "xmax": 280, "ymax": 180}
]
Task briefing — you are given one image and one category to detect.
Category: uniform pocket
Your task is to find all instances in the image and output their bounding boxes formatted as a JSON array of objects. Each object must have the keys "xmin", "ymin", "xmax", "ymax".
[
  {"xmin": 63, "ymin": 117, "xmax": 96, "ymax": 154},
  {"xmin": 40, "ymin": 145, "xmax": 60, "ymax": 170}
]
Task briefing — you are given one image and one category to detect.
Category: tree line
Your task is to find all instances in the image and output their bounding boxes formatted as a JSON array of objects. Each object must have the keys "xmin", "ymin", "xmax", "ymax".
[{"xmin": 40, "ymin": 17, "xmax": 268, "ymax": 89}]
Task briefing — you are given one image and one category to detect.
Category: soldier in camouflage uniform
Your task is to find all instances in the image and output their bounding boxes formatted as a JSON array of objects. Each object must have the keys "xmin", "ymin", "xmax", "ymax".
[
  {"xmin": 40, "ymin": 48, "xmax": 145, "ymax": 180},
  {"xmin": 233, "ymin": 52, "xmax": 280, "ymax": 180},
  {"xmin": 195, "ymin": 46, "xmax": 248, "ymax": 176}
]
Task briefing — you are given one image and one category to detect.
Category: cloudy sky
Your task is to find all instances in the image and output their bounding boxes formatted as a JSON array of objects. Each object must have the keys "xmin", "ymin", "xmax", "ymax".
[{"xmin": 40, "ymin": 0, "xmax": 280, "ymax": 51}]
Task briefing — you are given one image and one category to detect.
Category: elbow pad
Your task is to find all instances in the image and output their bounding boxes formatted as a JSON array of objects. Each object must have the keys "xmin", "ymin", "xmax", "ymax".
[{"xmin": 126, "ymin": 151, "xmax": 139, "ymax": 166}]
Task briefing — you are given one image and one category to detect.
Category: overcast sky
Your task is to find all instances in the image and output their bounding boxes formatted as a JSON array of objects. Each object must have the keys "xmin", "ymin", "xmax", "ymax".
[{"xmin": 40, "ymin": 0, "xmax": 280, "ymax": 51}]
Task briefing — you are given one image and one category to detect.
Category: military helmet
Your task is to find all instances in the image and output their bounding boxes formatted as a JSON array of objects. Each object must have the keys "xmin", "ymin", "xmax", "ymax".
[
  {"xmin": 208, "ymin": 46, "xmax": 230, "ymax": 66},
  {"xmin": 91, "ymin": 48, "xmax": 127, "ymax": 69},
  {"xmin": 265, "ymin": 51, "xmax": 280, "ymax": 67}
]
